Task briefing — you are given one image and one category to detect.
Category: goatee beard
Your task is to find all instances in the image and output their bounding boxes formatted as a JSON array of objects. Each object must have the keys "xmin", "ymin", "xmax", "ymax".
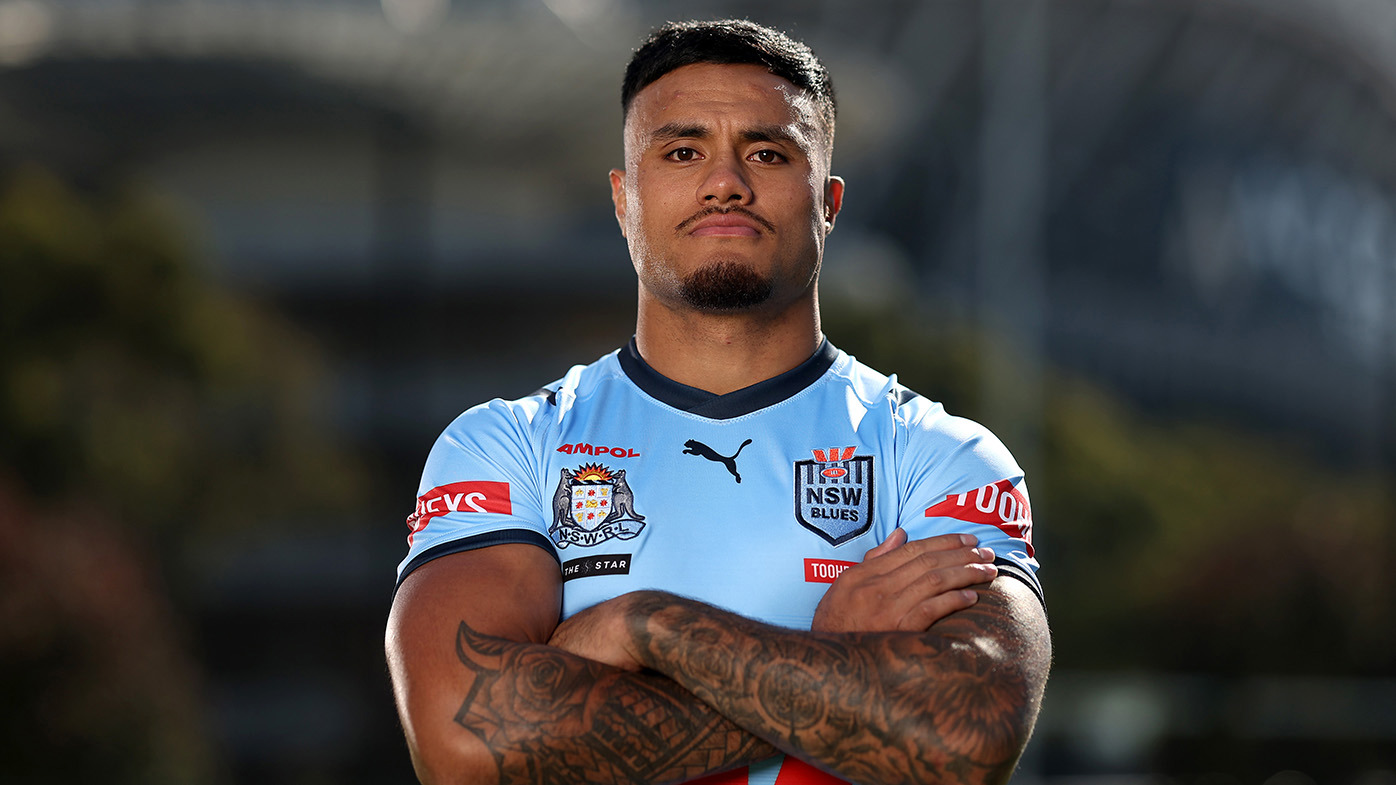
[{"xmin": 679, "ymin": 261, "xmax": 774, "ymax": 311}]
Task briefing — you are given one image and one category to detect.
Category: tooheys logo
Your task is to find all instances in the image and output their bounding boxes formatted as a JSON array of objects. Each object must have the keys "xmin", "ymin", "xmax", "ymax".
[
  {"xmin": 406, "ymin": 481, "xmax": 511, "ymax": 545},
  {"xmin": 923, "ymin": 479, "xmax": 1033, "ymax": 556},
  {"xmin": 804, "ymin": 558, "xmax": 857, "ymax": 584}
]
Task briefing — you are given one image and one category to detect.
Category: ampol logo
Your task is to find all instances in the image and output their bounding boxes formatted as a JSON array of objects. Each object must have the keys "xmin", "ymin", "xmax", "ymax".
[
  {"xmin": 556, "ymin": 441, "xmax": 641, "ymax": 458},
  {"xmin": 923, "ymin": 479, "xmax": 1033, "ymax": 555}
]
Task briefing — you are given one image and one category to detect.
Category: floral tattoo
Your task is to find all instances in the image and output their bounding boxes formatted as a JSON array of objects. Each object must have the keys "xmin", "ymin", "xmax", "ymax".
[
  {"xmin": 453, "ymin": 622, "xmax": 774, "ymax": 785},
  {"xmin": 450, "ymin": 580, "xmax": 1048, "ymax": 785}
]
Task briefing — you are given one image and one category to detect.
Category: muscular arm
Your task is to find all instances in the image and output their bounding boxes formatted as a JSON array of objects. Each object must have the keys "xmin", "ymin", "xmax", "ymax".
[
  {"xmin": 385, "ymin": 544, "xmax": 777, "ymax": 785},
  {"xmin": 608, "ymin": 577, "xmax": 1051, "ymax": 785},
  {"xmin": 386, "ymin": 535, "xmax": 1016, "ymax": 785}
]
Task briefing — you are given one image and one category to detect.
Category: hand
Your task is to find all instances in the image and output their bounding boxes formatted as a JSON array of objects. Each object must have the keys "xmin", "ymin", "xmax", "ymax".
[
  {"xmin": 548, "ymin": 594, "xmax": 645, "ymax": 671},
  {"xmin": 811, "ymin": 530, "xmax": 998, "ymax": 633}
]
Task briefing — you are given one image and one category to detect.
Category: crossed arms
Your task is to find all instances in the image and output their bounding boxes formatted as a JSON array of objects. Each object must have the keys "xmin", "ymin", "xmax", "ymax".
[{"xmin": 386, "ymin": 530, "xmax": 1050, "ymax": 785}]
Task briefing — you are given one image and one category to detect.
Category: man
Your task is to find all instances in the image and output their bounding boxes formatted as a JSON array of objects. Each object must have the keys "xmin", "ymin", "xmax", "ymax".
[{"xmin": 386, "ymin": 19, "xmax": 1049, "ymax": 785}]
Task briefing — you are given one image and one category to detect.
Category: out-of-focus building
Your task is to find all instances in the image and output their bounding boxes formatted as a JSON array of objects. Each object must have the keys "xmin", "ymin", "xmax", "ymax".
[
  {"xmin": 2, "ymin": 1, "xmax": 1394, "ymax": 782},
  {"xmin": 2, "ymin": 0, "xmax": 1391, "ymax": 463}
]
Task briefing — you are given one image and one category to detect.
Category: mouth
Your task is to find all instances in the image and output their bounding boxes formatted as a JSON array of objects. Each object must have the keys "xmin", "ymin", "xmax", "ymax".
[{"xmin": 678, "ymin": 208, "xmax": 774, "ymax": 237}]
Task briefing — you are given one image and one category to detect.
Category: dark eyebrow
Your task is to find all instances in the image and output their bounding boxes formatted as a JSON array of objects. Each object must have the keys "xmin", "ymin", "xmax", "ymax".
[
  {"xmin": 739, "ymin": 125, "xmax": 799, "ymax": 146},
  {"xmin": 647, "ymin": 123, "xmax": 803, "ymax": 149},
  {"xmin": 650, "ymin": 123, "xmax": 709, "ymax": 145}
]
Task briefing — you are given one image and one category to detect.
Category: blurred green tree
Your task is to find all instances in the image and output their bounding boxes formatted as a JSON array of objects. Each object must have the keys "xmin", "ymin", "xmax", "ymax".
[{"xmin": 0, "ymin": 165, "xmax": 365, "ymax": 784}]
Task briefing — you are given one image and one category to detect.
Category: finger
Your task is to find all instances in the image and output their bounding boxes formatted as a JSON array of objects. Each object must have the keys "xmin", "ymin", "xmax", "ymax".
[
  {"xmin": 860, "ymin": 532, "xmax": 976, "ymax": 574},
  {"xmin": 898, "ymin": 589, "xmax": 979, "ymax": 631},
  {"xmin": 900, "ymin": 532, "xmax": 980, "ymax": 556},
  {"xmin": 861, "ymin": 527, "xmax": 908, "ymax": 562},
  {"xmin": 879, "ymin": 558, "xmax": 998, "ymax": 613},
  {"xmin": 877, "ymin": 545, "xmax": 997, "ymax": 590},
  {"xmin": 850, "ymin": 559, "xmax": 995, "ymax": 630},
  {"xmin": 882, "ymin": 533, "xmax": 982, "ymax": 566},
  {"xmin": 914, "ymin": 558, "xmax": 997, "ymax": 594},
  {"xmin": 843, "ymin": 544, "xmax": 992, "ymax": 602}
]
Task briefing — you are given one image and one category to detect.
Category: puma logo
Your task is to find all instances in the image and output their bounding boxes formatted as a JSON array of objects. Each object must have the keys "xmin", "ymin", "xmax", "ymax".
[{"xmin": 682, "ymin": 438, "xmax": 753, "ymax": 484}]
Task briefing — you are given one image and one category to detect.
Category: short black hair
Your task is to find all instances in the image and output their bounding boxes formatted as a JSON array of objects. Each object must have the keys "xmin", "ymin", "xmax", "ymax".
[{"xmin": 621, "ymin": 19, "xmax": 836, "ymax": 142}]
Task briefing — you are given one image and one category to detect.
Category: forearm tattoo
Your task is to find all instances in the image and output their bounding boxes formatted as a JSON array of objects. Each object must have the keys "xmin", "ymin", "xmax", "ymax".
[
  {"xmin": 627, "ymin": 586, "xmax": 1049, "ymax": 785},
  {"xmin": 452, "ymin": 622, "xmax": 777, "ymax": 785}
]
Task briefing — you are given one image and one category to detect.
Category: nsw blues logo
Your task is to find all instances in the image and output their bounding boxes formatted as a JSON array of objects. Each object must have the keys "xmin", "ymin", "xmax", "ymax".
[
  {"xmin": 549, "ymin": 463, "xmax": 645, "ymax": 548},
  {"xmin": 795, "ymin": 447, "xmax": 873, "ymax": 546}
]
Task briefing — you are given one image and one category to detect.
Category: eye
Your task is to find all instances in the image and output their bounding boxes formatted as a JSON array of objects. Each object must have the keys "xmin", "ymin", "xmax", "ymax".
[
  {"xmin": 750, "ymin": 149, "xmax": 787, "ymax": 164},
  {"xmin": 665, "ymin": 147, "xmax": 701, "ymax": 162}
]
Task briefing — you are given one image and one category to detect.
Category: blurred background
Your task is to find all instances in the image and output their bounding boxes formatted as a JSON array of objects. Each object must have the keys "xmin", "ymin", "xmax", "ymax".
[{"xmin": 1, "ymin": 0, "xmax": 1393, "ymax": 783}]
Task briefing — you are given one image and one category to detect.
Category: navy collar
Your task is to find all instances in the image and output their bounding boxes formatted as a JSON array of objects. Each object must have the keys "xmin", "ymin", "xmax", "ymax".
[{"xmin": 618, "ymin": 337, "xmax": 838, "ymax": 420}]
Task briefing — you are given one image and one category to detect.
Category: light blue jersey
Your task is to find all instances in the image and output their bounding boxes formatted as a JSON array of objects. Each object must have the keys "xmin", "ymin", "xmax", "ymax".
[{"xmin": 397, "ymin": 338, "xmax": 1041, "ymax": 785}]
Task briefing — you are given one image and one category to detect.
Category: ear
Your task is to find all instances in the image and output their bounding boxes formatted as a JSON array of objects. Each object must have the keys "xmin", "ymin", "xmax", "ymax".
[
  {"xmin": 823, "ymin": 176, "xmax": 845, "ymax": 234},
  {"xmin": 609, "ymin": 168, "xmax": 627, "ymax": 238}
]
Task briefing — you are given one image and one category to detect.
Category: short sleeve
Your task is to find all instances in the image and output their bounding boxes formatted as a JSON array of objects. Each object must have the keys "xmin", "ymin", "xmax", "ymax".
[
  {"xmin": 395, "ymin": 396, "xmax": 558, "ymax": 589},
  {"xmin": 895, "ymin": 399, "xmax": 1042, "ymax": 606}
]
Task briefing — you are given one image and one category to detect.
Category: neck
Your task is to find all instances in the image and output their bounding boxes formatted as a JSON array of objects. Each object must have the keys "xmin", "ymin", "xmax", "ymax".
[{"xmin": 634, "ymin": 289, "xmax": 823, "ymax": 395}]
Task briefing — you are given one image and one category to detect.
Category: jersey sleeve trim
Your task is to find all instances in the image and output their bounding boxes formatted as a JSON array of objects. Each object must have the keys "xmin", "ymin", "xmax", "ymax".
[
  {"xmin": 395, "ymin": 529, "xmax": 559, "ymax": 593},
  {"xmin": 993, "ymin": 557, "xmax": 1045, "ymax": 609}
]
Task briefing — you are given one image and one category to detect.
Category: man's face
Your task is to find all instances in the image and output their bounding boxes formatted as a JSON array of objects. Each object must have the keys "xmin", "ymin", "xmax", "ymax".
[{"xmin": 611, "ymin": 62, "xmax": 843, "ymax": 314}]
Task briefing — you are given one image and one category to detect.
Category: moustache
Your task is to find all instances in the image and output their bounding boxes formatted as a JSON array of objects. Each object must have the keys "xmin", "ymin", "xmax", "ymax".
[{"xmin": 674, "ymin": 206, "xmax": 776, "ymax": 234}]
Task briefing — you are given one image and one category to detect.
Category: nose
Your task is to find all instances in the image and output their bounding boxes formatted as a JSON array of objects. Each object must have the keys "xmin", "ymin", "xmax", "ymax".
[{"xmin": 698, "ymin": 157, "xmax": 753, "ymax": 205}]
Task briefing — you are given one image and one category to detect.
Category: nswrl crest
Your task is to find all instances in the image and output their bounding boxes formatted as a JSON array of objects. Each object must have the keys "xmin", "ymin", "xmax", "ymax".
[
  {"xmin": 795, "ymin": 447, "xmax": 874, "ymax": 546},
  {"xmin": 549, "ymin": 463, "xmax": 645, "ymax": 548}
]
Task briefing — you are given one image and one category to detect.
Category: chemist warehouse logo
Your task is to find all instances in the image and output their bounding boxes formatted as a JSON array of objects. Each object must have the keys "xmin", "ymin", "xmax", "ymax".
[
  {"xmin": 405, "ymin": 481, "xmax": 511, "ymax": 546},
  {"xmin": 924, "ymin": 479, "xmax": 1034, "ymax": 556},
  {"xmin": 795, "ymin": 447, "xmax": 874, "ymax": 546}
]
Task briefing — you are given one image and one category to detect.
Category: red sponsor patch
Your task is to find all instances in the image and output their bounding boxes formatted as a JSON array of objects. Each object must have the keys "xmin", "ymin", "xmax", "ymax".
[
  {"xmin": 804, "ymin": 558, "xmax": 857, "ymax": 584},
  {"xmin": 776, "ymin": 757, "xmax": 849, "ymax": 784},
  {"xmin": 923, "ymin": 479, "xmax": 1033, "ymax": 556},
  {"xmin": 686, "ymin": 757, "xmax": 849, "ymax": 785},
  {"xmin": 406, "ymin": 481, "xmax": 511, "ymax": 545}
]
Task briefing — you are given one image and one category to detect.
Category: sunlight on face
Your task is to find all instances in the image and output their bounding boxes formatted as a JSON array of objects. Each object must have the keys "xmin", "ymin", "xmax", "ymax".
[{"xmin": 612, "ymin": 63, "xmax": 842, "ymax": 316}]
